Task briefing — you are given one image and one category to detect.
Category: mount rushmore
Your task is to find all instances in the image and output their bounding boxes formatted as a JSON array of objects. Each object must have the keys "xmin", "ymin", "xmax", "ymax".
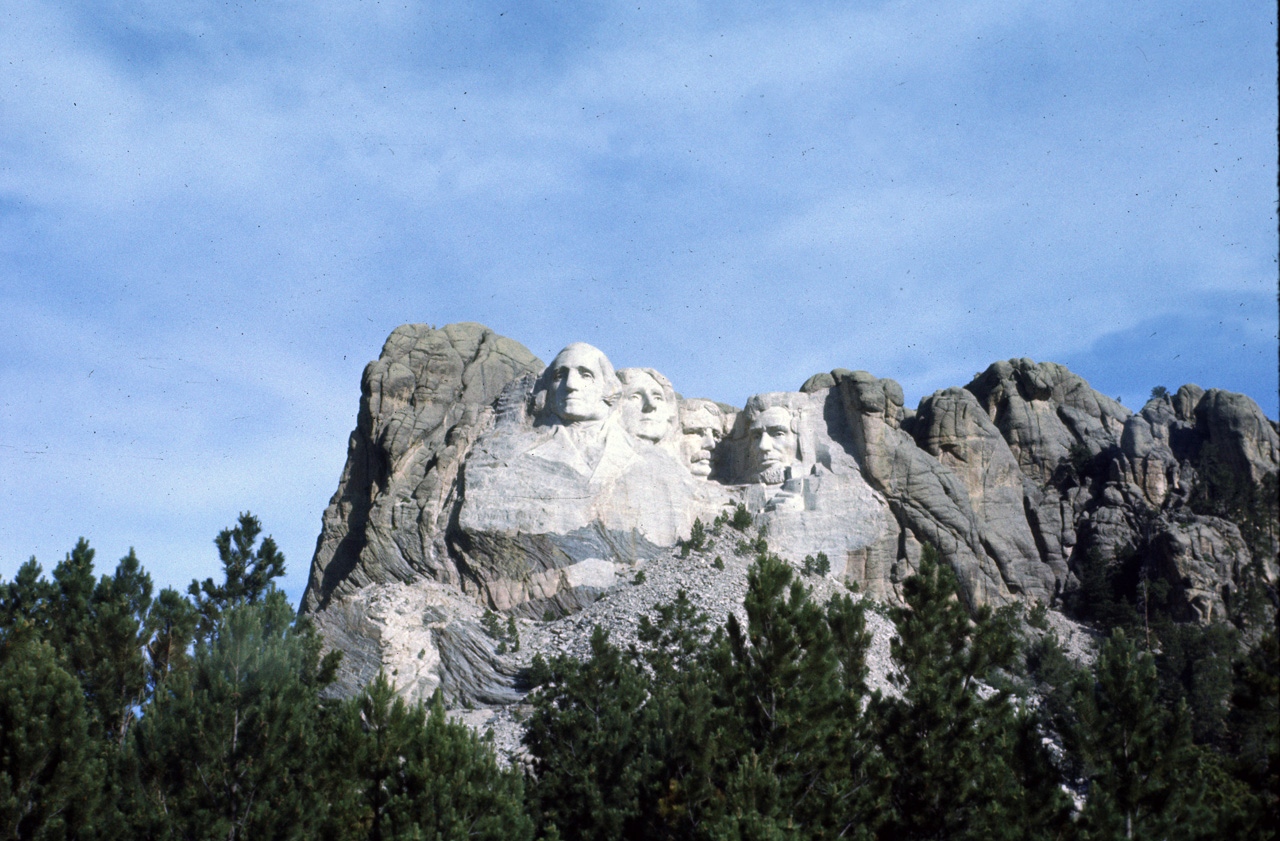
[{"xmin": 300, "ymin": 322, "xmax": 1278, "ymax": 706}]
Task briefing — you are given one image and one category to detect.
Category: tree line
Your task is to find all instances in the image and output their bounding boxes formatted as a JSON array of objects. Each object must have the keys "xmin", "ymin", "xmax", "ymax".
[{"xmin": 2, "ymin": 513, "xmax": 1276, "ymax": 840}]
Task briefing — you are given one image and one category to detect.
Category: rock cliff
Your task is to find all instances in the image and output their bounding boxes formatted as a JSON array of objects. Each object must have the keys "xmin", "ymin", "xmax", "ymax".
[{"xmin": 301, "ymin": 324, "xmax": 1278, "ymax": 707}]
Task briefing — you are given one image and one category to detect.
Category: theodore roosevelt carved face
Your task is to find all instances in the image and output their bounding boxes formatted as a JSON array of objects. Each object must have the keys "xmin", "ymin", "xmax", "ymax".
[
  {"xmin": 618, "ymin": 368, "xmax": 677, "ymax": 443},
  {"xmin": 547, "ymin": 343, "xmax": 620, "ymax": 424},
  {"xmin": 678, "ymin": 398, "xmax": 726, "ymax": 479}
]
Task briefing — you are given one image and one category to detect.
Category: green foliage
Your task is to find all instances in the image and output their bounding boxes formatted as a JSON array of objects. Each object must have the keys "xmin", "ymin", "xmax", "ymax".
[
  {"xmin": 1025, "ymin": 631, "xmax": 1088, "ymax": 738},
  {"xmin": 680, "ymin": 518, "xmax": 709, "ymax": 558},
  {"xmin": 0, "ymin": 540, "xmax": 201, "ymax": 837},
  {"xmin": 481, "ymin": 609, "xmax": 503, "ymax": 638},
  {"xmin": 1064, "ymin": 546, "xmax": 1141, "ymax": 629},
  {"xmin": 730, "ymin": 503, "xmax": 754, "ymax": 532},
  {"xmin": 482, "ymin": 610, "xmax": 520, "ymax": 655},
  {"xmin": 525, "ymin": 628, "xmax": 654, "ymax": 841},
  {"xmin": 801, "ymin": 552, "xmax": 830, "ymax": 577},
  {"xmin": 130, "ymin": 590, "xmax": 338, "ymax": 840},
  {"xmin": 144, "ymin": 586, "xmax": 199, "ymax": 696},
  {"xmin": 633, "ymin": 569, "xmax": 647, "ymax": 585},
  {"xmin": 1150, "ymin": 385, "xmax": 1169, "ymax": 400},
  {"xmin": 334, "ymin": 673, "xmax": 531, "ymax": 841},
  {"xmin": 188, "ymin": 512, "xmax": 286, "ymax": 640},
  {"xmin": 1065, "ymin": 536, "xmax": 1246, "ymax": 755},
  {"xmin": 506, "ymin": 615, "xmax": 520, "ymax": 652},
  {"xmin": 633, "ymin": 591, "xmax": 722, "ymax": 840},
  {"xmin": 735, "ymin": 525, "xmax": 769, "ymax": 557},
  {"xmin": 1067, "ymin": 629, "xmax": 1210, "ymax": 840},
  {"xmin": 716, "ymin": 552, "xmax": 877, "ymax": 838},
  {"xmin": 0, "ymin": 557, "xmax": 51, "ymax": 647},
  {"xmin": 0, "ymin": 638, "xmax": 102, "ymax": 840},
  {"xmin": 1154, "ymin": 620, "xmax": 1237, "ymax": 747},
  {"xmin": 3, "ymin": 515, "xmax": 1277, "ymax": 841},
  {"xmin": 1225, "ymin": 628, "xmax": 1280, "ymax": 836},
  {"xmin": 526, "ymin": 556, "xmax": 883, "ymax": 841},
  {"xmin": 713, "ymin": 555, "xmax": 725, "ymax": 570},
  {"xmin": 1027, "ymin": 600, "xmax": 1049, "ymax": 630},
  {"xmin": 81, "ymin": 549, "xmax": 155, "ymax": 745},
  {"xmin": 0, "ymin": 515, "xmax": 547, "ymax": 841},
  {"xmin": 873, "ymin": 545, "xmax": 1069, "ymax": 840}
]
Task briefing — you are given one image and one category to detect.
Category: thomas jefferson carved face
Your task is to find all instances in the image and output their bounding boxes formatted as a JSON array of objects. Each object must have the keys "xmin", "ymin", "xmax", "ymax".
[
  {"xmin": 678, "ymin": 399, "xmax": 725, "ymax": 479},
  {"xmin": 618, "ymin": 368, "xmax": 676, "ymax": 443},
  {"xmin": 748, "ymin": 405, "xmax": 798, "ymax": 483},
  {"xmin": 548, "ymin": 343, "xmax": 617, "ymax": 424}
]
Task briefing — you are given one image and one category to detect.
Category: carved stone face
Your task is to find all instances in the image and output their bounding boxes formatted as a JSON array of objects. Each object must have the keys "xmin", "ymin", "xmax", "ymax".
[
  {"xmin": 749, "ymin": 405, "xmax": 797, "ymax": 483},
  {"xmin": 619, "ymin": 370, "xmax": 676, "ymax": 443},
  {"xmin": 679, "ymin": 401, "xmax": 724, "ymax": 478},
  {"xmin": 549, "ymin": 344, "xmax": 613, "ymax": 423}
]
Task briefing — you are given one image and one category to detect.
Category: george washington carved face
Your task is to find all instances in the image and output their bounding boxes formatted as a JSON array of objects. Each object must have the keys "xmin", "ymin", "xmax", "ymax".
[{"xmin": 547, "ymin": 343, "xmax": 619, "ymax": 424}]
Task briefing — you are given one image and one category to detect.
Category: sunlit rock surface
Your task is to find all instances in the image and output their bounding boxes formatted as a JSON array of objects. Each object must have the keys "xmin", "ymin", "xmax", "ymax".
[{"xmin": 301, "ymin": 324, "xmax": 1278, "ymax": 707}]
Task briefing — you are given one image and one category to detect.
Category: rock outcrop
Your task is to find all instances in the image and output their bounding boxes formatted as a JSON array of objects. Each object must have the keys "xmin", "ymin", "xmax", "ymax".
[
  {"xmin": 303, "ymin": 323, "xmax": 544, "ymax": 614},
  {"xmin": 301, "ymin": 324, "xmax": 1278, "ymax": 707}
]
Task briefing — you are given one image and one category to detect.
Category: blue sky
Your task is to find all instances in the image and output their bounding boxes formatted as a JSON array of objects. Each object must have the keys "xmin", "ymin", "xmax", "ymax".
[{"xmin": 2, "ymin": 0, "xmax": 1276, "ymax": 606}]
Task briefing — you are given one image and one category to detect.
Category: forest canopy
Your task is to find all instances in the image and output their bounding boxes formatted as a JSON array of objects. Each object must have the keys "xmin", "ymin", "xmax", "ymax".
[{"xmin": 1, "ymin": 515, "xmax": 1275, "ymax": 841}]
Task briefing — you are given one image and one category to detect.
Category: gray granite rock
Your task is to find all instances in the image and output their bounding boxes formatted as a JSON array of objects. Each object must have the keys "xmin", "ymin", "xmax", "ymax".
[
  {"xmin": 302, "ymin": 323, "xmax": 544, "ymax": 614},
  {"xmin": 911, "ymin": 386, "xmax": 1057, "ymax": 601},
  {"xmin": 301, "ymin": 327, "xmax": 1277, "ymax": 713},
  {"xmin": 833, "ymin": 371, "xmax": 1010, "ymax": 608}
]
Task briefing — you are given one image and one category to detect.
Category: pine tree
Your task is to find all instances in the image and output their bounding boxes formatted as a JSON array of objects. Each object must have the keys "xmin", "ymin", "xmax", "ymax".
[
  {"xmin": 46, "ymin": 539, "xmax": 99, "ymax": 680},
  {"xmin": 0, "ymin": 558, "xmax": 51, "ymax": 647},
  {"xmin": 392, "ymin": 691, "xmax": 531, "ymax": 840},
  {"xmin": 524, "ymin": 627, "xmax": 655, "ymax": 841},
  {"xmin": 323, "ymin": 670, "xmax": 530, "ymax": 841},
  {"xmin": 717, "ymin": 551, "xmax": 841, "ymax": 832},
  {"xmin": 709, "ymin": 551, "xmax": 879, "ymax": 840},
  {"xmin": 1221, "ymin": 627, "xmax": 1278, "ymax": 840},
  {"xmin": 188, "ymin": 512, "xmax": 286, "ymax": 640},
  {"xmin": 873, "ymin": 545, "xmax": 1067, "ymax": 841},
  {"xmin": 2, "ymin": 543, "xmax": 164, "ymax": 838},
  {"xmin": 0, "ymin": 638, "xmax": 101, "ymax": 840},
  {"xmin": 1068, "ymin": 628, "xmax": 1210, "ymax": 841},
  {"xmin": 130, "ymin": 591, "xmax": 335, "ymax": 841},
  {"xmin": 631, "ymin": 590, "xmax": 719, "ymax": 840},
  {"xmin": 143, "ymin": 586, "xmax": 199, "ymax": 698},
  {"xmin": 81, "ymin": 550, "xmax": 154, "ymax": 745}
]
